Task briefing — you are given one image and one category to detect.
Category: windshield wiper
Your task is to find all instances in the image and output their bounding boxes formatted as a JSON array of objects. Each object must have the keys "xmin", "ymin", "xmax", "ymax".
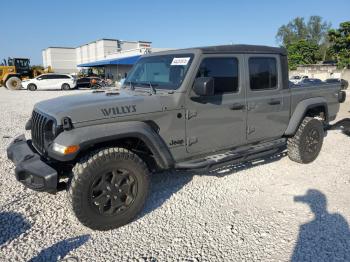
[
  {"xmin": 122, "ymin": 81, "xmax": 135, "ymax": 90},
  {"xmin": 128, "ymin": 81, "xmax": 135, "ymax": 91},
  {"xmin": 137, "ymin": 82, "xmax": 158, "ymax": 95}
]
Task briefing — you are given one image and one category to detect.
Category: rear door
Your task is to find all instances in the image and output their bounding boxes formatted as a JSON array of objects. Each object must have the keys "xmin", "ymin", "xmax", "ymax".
[
  {"xmin": 44, "ymin": 74, "xmax": 60, "ymax": 89},
  {"xmin": 59, "ymin": 75, "xmax": 73, "ymax": 88},
  {"xmin": 245, "ymin": 55, "xmax": 290, "ymax": 142},
  {"xmin": 185, "ymin": 55, "xmax": 246, "ymax": 154}
]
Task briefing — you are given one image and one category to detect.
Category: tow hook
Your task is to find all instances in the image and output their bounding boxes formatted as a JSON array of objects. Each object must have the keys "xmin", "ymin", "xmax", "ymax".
[{"xmin": 62, "ymin": 117, "xmax": 73, "ymax": 131}]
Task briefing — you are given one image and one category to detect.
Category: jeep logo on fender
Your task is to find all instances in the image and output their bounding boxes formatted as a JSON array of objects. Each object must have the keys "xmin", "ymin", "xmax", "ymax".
[{"xmin": 101, "ymin": 105, "xmax": 137, "ymax": 117}]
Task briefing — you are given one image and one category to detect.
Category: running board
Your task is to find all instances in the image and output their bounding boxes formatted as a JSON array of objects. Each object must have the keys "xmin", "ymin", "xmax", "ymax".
[
  {"xmin": 326, "ymin": 118, "xmax": 350, "ymax": 132},
  {"xmin": 175, "ymin": 138, "xmax": 287, "ymax": 171}
]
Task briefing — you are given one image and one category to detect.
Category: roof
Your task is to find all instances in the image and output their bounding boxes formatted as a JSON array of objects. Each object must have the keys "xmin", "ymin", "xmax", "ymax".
[
  {"xmin": 44, "ymin": 47, "xmax": 76, "ymax": 50},
  {"xmin": 144, "ymin": 44, "xmax": 287, "ymax": 57},
  {"xmin": 157, "ymin": 44, "xmax": 285, "ymax": 56},
  {"xmin": 77, "ymin": 55, "xmax": 141, "ymax": 67},
  {"xmin": 196, "ymin": 45, "xmax": 287, "ymax": 55}
]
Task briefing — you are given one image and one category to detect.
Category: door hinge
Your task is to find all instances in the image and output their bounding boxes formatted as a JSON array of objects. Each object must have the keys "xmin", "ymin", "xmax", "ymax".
[
  {"xmin": 247, "ymin": 126, "xmax": 255, "ymax": 135},
  {"xmin": 185, "ymin": 110, "xmax": 197, "ymax": 120},
  {"xmin": 186, "ymin": 137, "xmax": 198, "ymax": 146}
]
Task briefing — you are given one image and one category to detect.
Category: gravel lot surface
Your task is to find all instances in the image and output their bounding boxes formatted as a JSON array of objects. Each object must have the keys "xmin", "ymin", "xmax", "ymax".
[{"xmin": 0, "ymin": 88, "xmax": 350, "ymax": 261}]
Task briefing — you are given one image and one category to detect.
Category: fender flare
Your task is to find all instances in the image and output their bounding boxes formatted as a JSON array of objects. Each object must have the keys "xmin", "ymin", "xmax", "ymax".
[
  {"xmin": 284, "ymin": 97, "xmax": 329, "ymax": 136},
  {"xmin": 50, "ymin": 121, "xmax": 174, "ymax": 169},
  {"xmin": 5, "ymin": 74, "xmax": 21, "ymax": 82}
]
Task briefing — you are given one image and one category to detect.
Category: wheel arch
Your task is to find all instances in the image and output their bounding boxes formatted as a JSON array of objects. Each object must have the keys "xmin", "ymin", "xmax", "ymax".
[
  {"xmin": 284, "ymin": 97, "xmax": 328, "ymax": 136},
  {"xmin": 61, "ymin": 83, "xmax": 71, "ymax": 89},
  {"xmin": 51, "ymin": 121, "xmax": 174, "ymax": 170},
  {"xmin": 5, "ymin": 74, "xmax": 21, "ymax": 83}
]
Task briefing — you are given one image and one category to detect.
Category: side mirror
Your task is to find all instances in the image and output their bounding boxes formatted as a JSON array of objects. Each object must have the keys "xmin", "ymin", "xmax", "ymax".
[
  {"xmin": 37, "ymin": 77, "xmax": 42, "ymax": 80},
  {"xmin": 193, "ymin": 77, "xmax": 214, "ymax": 96}
]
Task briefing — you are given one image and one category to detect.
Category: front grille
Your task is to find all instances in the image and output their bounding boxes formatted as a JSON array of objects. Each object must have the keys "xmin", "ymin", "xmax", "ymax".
[{"xmin": 31, "ymin": 110, "xmax": 54, "ymax": 154}]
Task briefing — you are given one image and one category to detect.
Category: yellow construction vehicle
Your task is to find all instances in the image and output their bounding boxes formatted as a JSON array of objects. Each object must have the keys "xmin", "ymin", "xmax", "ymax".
[
  {"xmin": 31, "ymin": 65, "xmax": 53, "ymax": 78},
  {"xmin": 0, "ymin": 57, "xmax": 53, "ymax": 90},
  {"xmin": 0, "ymin": 58, "xmax": 31, "ymax": 90}
]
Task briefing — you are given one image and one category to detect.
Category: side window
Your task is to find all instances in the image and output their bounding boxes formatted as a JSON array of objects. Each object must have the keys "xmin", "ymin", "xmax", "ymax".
[
  {"xmin": 54, "ymin": 74, "xmax": 64, "ymax": 79},
  {"xmin": 46, "ymin": 75, "xmax": 57, "ymax": 79},
  {"xmin": 249, "ymin": 57, "xmax": 278, "ymax": 90},
  {"xmin": 196, "ymin": 57, "xmax": 239, "ymax": 94},
  {"xmin": 39, "ymin": 75, "xmax": 48, "ymax": 80}
]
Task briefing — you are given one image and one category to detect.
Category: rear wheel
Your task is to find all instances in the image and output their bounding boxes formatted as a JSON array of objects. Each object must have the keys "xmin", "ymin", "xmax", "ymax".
[
  {"xmin": 6, "ymin": 77, "xmax": 22, "ymax": 90},
  {"xmin": 287, "ymin": 117, "xmax": 324, "ymax": 164},
  {"xmin": 61, "ymin": 83, "xmax": 70, "ymax": 90},
  {"xmin": 27, "ymin": 84, "xmax": 37, "ymax": 91},
  {"xmin": 68, "ymin": 148, "xmax": 149, "ymax": 230}
]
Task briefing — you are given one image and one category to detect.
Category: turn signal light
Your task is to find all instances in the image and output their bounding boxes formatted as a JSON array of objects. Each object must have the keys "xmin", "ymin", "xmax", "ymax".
[
  {"xmin": 64, "ymin": 145, "xmax": 80, "ymax": 155},
  {"xmin": 53, "ymin": 143, "xmax": 80, "ymax": 155}
]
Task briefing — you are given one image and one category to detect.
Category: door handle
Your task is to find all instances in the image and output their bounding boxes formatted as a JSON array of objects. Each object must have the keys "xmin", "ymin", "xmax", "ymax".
[
  {"xmin": 268, "ymin": 100, "xmax": 281, "ymax": 105},
  {"xmin": 230, "ymin": 103, "xmax": 245, "ymax": 110}
]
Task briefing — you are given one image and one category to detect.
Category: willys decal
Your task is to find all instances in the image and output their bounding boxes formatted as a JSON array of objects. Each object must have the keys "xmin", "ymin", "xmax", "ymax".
[{"xmin": 101, "ymin": 105, "xmax": 137, "ymax": 117}]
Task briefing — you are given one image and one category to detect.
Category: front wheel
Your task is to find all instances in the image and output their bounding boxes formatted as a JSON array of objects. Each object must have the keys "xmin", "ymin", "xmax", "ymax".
[
  {"xmin": 287, "ymin": 117, "xmax": 324, "ymax": 164},
  {"xmin": 68, "ymin": 148, "xmax": 149, "ymax": 230},
  {"xmin": 28, "ymin": 84, "xmax": 37, "ymax": 91},
  {"xmin": 6, "ymin": 76, "xmax": 22, "ymax": 90}
]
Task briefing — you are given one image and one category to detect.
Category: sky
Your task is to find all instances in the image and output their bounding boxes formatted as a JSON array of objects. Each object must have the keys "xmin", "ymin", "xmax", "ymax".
[{"xmin": 1, "ymin": 0, "xmax": 349, "ymax": 65}]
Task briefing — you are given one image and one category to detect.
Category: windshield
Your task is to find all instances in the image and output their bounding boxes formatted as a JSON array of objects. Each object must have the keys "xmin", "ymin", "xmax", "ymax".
[
  {"xmin": 124, "ymin": 54, "xmax": 194, "ymax": 90},
  {"xmin": 14, "ymin": 59, "xmax": 30, "ymax": 68}
]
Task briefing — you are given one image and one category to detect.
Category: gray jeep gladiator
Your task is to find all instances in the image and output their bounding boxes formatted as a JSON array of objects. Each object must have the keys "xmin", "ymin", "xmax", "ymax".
[{"xmin": 7, "ymin": 45, "xmax": 347, "ymax": 230}]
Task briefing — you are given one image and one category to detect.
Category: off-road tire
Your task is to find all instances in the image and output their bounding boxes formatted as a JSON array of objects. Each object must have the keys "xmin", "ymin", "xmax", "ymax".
[
  {"xmin": 61, "ymin": 83, "xmax": 70, "ymax": 90},
  {"xmin": 6, "ymin": 77, "xmax": 22, "ymax": 90},
  {"xmin": 287, "ymin": 117, "xmax": 324, "ymax": 164},
  {"xmin": 27, "ymin": 84, "xmax": 37, "ymax": 91},
  {"xmin": 68, "ymin": 147, "xmax": 149, "ymax": 230}
]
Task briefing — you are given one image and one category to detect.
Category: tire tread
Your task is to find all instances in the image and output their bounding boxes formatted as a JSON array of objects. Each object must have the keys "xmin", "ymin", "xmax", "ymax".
[{"xmin": 68, "ymin": 147, "xmax": 149, "ymax": 230}]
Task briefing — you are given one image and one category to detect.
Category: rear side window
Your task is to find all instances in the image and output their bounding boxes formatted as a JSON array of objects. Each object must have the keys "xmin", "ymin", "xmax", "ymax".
[
  {"xmin": 196, "ymin": 57, "xmax": 239, "ymax": 94},
  {"xmin": 249, "ymin": 57, "xmax": 278, "ymax": 90},
  {"xmin": 60, "ymin": 75, "xmax": 71, "ymax": 79},
  {"xmin": 55, "ymin": 75, "xmax": 70, "ymax": 79}
]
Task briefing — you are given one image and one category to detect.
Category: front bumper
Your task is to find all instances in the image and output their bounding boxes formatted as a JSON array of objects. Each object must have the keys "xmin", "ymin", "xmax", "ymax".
[{"xmin": 6, "ymin": 135, "xmax": 58, "ymax": 193}]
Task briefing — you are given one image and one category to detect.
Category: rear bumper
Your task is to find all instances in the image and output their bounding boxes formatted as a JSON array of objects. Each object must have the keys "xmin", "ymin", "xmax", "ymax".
[{"xmin": 6, "ymin": 135, "xmax": 58, "ymax": 193}]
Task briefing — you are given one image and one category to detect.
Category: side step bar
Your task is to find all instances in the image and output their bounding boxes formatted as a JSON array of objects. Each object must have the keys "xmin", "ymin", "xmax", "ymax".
[
  {"xmin": 175, "ymin": 138, "xmax": 287, "ymax": 171},
  {"xmin": 326, "ymin": 118, "xmax": 350, "ymax": 132}
]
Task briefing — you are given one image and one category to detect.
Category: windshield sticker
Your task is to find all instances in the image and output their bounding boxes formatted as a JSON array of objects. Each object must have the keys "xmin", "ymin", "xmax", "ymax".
[{"xmin": 171, "ymin": 57, "xmax": 191, "ymax": 66}]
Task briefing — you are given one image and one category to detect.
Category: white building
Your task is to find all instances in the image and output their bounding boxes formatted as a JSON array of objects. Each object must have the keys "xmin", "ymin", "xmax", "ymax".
[
  {"xmin": 42, "ymin": 39, "xmax": 162, "ymax": 77},
  {"xmin": 42, "ymin": 47, "xmax": 76, "ymax": 73}
]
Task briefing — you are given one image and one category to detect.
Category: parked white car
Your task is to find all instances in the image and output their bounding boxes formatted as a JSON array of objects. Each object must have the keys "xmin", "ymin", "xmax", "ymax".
[
  {"xmin": 22, "ymin": 74, "xmax": 76, "ymax": 91},
  {"xmin": 289, "ymin": 75, "xmax": 309, "ymax": 84}
]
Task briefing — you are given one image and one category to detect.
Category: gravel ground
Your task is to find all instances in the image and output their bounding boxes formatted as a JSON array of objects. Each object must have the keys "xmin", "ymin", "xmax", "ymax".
[{"xmin": 0, "ymin": 88, "xmax": 350, "ymax": 262}]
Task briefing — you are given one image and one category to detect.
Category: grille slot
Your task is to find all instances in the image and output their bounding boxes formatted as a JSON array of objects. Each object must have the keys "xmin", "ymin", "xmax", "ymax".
[{"xmin": 31, "ymin": 111, "xmax": 54, "ymax": 154}]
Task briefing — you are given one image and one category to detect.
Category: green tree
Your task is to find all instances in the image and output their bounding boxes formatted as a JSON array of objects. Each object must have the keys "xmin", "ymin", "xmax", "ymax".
[
  {"xmin": 276, "ymin": 17, "xmax": 308, "ymax": 46},
  {"xmin": 287, "ymin": 40, "xmax": 321, "ymax": 70},
  {"xmin": 276, "ymin": 16, "xmax": 331, "ymax": 47},
  {"xmin": 328, "ymin": 21, "xmax": 350, "ymax": 69},
  {"xmin": 276, "ymin": 16, "xmax": 331, "ymax": 68}
]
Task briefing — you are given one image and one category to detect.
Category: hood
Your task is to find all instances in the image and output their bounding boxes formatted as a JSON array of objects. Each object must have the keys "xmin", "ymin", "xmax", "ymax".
[{"xmin": 34, "ymin": 90, "xmax": 164, "ymax": 124}]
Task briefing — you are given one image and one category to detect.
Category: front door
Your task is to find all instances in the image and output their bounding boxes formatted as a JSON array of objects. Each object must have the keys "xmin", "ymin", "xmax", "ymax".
[
  {"xmin": 185, "ymin": 55, "xmax": 246, "ymax": 154},
  {"xmin": 245, "ymin": 55, "xmax": 290, "ymax": 142},
  {"xmin": 37, "ymin": 75, "xmax": 50, "ymax": 89}
]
